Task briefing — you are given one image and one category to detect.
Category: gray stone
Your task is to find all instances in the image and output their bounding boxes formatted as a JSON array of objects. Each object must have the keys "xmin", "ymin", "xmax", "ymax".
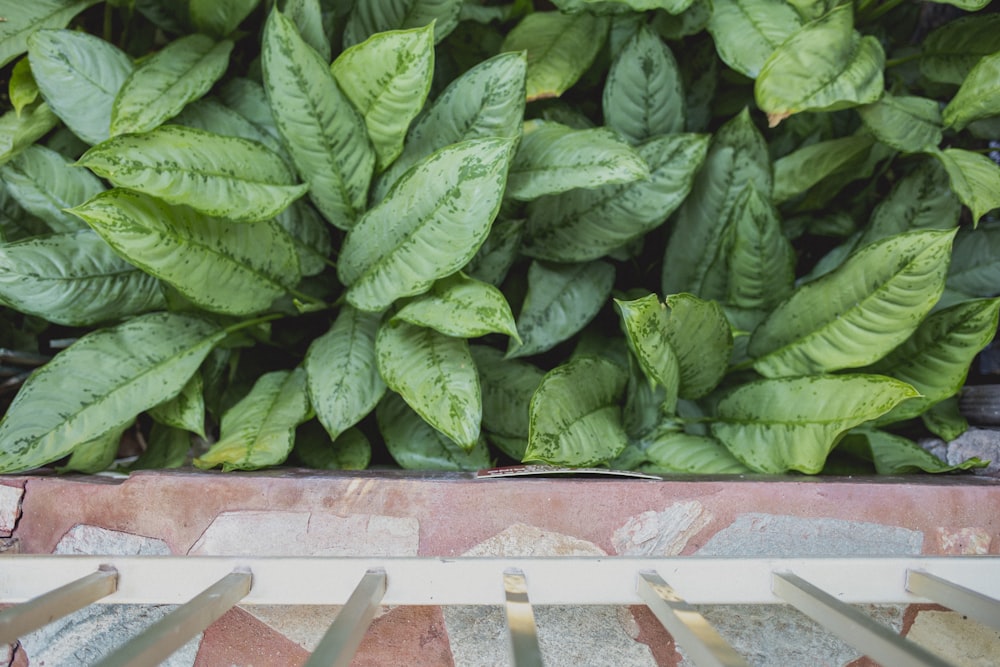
[
  {"xmin": 443, "ymin": 523, "xmax": 656, "ymax": 667},
  {"xmin": 20, "ymin": 525, "xmax": 198, "ymax": 666},
  {"xmin": 54, "ymin": 524, "xmax": 172, "ymax": 555},
  {"xmin": 188, "ymin": 510, "xmax": 420, "ymax": 556},
  {"xmin": 612, "ymin": 501, "xmax": 712, "ymax": 556},
  {"xmin": 678, "ymin": 604, "xmax": 905, "ymax": 667},
  {"xmin": 697, "ymin": 513, "xmax": 923, "ymax": 557},
  {"xmin": 0, "ymin": 484, "xmax": 22, "ymax": 537},
  {"xmin": 686, "ymin": 514, "xmax": 918, "ymax": 667},
  {"xmin": 946, "ymin": 427, "xmax": 1000, "ymax": 477},
  {"xmin": 19, "ymin": 604, "xmax": 200, "ymax": 666},
  {"xmin": 907, "ymin": 610, "xmax": 1000, "ymax": 666}
]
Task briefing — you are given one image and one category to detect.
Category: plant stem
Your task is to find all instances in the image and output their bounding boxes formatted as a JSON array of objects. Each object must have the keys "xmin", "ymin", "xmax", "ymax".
[
  {"xmin": 224, "ymin": 312, "xmax": 285, "ymax": 336},
  {"xmin": 288, "ymin": 288, "xmax": 329, "ymax": 309},
  {"xmin": 859, "ymin": 0, "xmax": 908, "ymax": 24}
]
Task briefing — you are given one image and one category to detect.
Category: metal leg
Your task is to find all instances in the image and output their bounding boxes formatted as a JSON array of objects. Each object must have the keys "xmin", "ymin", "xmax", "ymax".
[
  {"xmin": 0, "ymin": 565, "xmax": 117, "ymax": 644},
  {"xmin": 303, "ymin": 568, "xmax": 387, "ymax": 667},
  {"xmin": 503, "ymin": 568, "xmax": 543, "ymax": 667},
  {"xmin": 772, "ymin": 572, "xmax": 954, "ymax": 667},
  {"xmin": 906, "ymin": 569, "xmax": 1000, "ymax": 631},
  {"xmin": 93, "ymin": 569, "xmax": 252, "ymax": 667},
  {"xmin": 637, "ymin": 571, "xmax": 748, "ymax": 667}
]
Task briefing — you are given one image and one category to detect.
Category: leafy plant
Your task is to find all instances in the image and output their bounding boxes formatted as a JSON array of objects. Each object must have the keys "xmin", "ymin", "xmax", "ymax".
[{"xmin": 0, "ymin": 0, "xmax": 998, "ymax": 476}]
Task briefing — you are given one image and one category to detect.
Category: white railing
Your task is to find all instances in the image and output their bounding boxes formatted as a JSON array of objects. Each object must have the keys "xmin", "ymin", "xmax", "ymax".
[{"xmin": 1, "ymin": 556, "xmax": 998, "ymax": 666}]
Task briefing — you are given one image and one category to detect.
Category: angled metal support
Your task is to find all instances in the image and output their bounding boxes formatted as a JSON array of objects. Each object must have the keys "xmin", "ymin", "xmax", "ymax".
[
  {"xmin": 906, "ymin": 569, "xmax": 1000, "ymax": 631},
  {"xmin": 303, "ymin": 568, "xmax": 387, "ymax": 667},
  {"xmin": 637, "ymin": 571, "xmax": 748, "ymax": 667},
  {"xmin": 93, "ymin": 568, "xmax": 252, "ymax": 667},
  {"xmin": 504, "ymin": 568, "xmax": 543, "ymax": 667},
  {"xmin": 772, "ymin": 572, "xmax": 954, "ymax": 667},
  {"xmin": 0, "ymin": 565, "xmax": 117, "ymax": 644}
]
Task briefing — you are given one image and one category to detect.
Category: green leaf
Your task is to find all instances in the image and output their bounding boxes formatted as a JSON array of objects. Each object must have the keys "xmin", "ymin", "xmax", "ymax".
[
  {"xmin": 524, "ymin": 133, "xmax": 709, "ymax": 262},
  {"xmin": 1, "ymin": 144, "xmax": 103, "ymax": 232},
  {"xmin": 282, "ymin": 0, "xmax": 332, "ymax": 61},
  {"xmin": 148, "ymin": 372, "xmax": 206, "ymax": 438},
  {"xmin": 614, "ymin": 294, "xmax": 680, "ymax": 410},
  {"xmin": 859, "ymin": 159, "xmax": 960, "ymax": 248},
  {"xmin": 773, "ymin": 135, "xmax": 874, "ymax": 204},
  {"xmin": 623, "ymin": 354, "xmax": 667, "ymax": 438},
  {"xmin": 662, "ymin": 293, "xmax": 733, "ymax": 400},
  {"xmin": 189, "ymin": 0, "xmax": 260, "ymax": 38},
  {"xmin": 603, "ymin": 24, "xmax": 685, "ymax": 142},
  {"xmin": 920, "ymin": 13, "xmax": 1000, "ymax": 85},
  {"xmin": 0, "ymin": 312, "xmax": 224, "ymax": 473},
  {"xmin": 0, "ymin": 103, "xmax": 60, "ymax": 166},
  {"xmin": 749, "ymin": 230, "xmax": 956, "ymax": 378},
  {"xmin": 858, "ymin": 94, "xmax": 942, "ymax": 153},
  {"xmin": 263, "ymin": 9, "xmax": 375, "ymax": 229},
  {"xmin": 933, "ymin": 148, "xmax": 1000, "ymax": 225},
  {"xmin": 332, "ymin": 24, "xmax": 435, "ymax": 171},
  {"xmin": 464, "ymin": 217, "xmax": 524, "ymax": 287},
  {"xmin": 947, "ymin": 226, "xmax": 1000, "ymax": 297},
  {"xmin": 755, "ymin": 5, "xmax": 884, "ymax": 126},
  {"xmin": 27, "ymin": 29, "xmax": 132, "ymax": 145},
  {"xmin": 375, "ymin": 51, "xmax": 525, "ymax": 199},
  {"xmin": 839, "ymin": 430, "xmax": 986, "ymax": 475},
  {"xmin": 339, "ymin": 137, "xmax": 514, "ymax": 312},
  {"xmin": 69, "ymin": 189, "xmax": 300, "ymax": 316},
  {"xmin": 942, "ymin": 52, "xmax": 1000, "ymax": 132},
  {"xmin": 377, "ymin": 392, "xmax": 491, "ymax": 470},
  {"xmin": 707, "ymin": 0, "xmax": 802, "ymax": 79},
  {"xmin": 639, "ymin": 428, "xmax": 751, "ymax": 474},
  {"xmin": 304, "ymin": 305, "xmax": 386, "ymax": 442},
  {"xmin": 507, "ymin": 260, "xmax": 615, "ymax": 359},
  {"xmin": 0, "ymin": 0, "xmax": 101, "ymax": 69},
  {"xmin": 78, "ymin": 125, "xmax": 307, "ymax": 223},
  {"xmin": 218, "ymin": 77, "xmax": 286, "ymax": 152},
  {"xmin": 722, "ymin": 183, "xmax": 795, "ymax": 313},
  {"xmin": 173, "ymin": 98, "xmax": 293, "ymax": 170},
  {"xmin": 653, "ymin": 0, "xmax": 711, "ymax": 40},
  {"xmin": 395, "ymin": 273, "xmax": 519, "ymax": 340},
  {"xmin": 524, "ymin": 355, "xmax": 628, "ymax": 467},
  {"xmin": 111, "ymin": 35, "xmax": 233, "ymax": 136},
  {"xmin": 125, "ymin": 422, "xmax": 190, "ymax": 471},
  {"xmin": 376, "ymin": 320, "xmax": 481, "ymax": 449},
  {"xmin": 471, "ymin": 344, "xmax": 543, "ymax": 442},
  {"xmin": 275, "ymin": 200, "xmax": 332, "ymax": 277},
  {"xmin": 194, "ymin": 368, "xmax": 311, "ymax": 471},
  {"xmin": 922, "ymin": 397, "xmax": 968, "ymax": 442},
  {"xmin": 501, "ymin": 11, "xmax": 609, "ymax": 101},
  {"xmin": 662, "ymin": 109, "xmax": 771, "ymax": 296},
  {"xmin": 58, "ymin": 425, "xmax": 126, "ymax": 474},
  {"xmin": 0, "ymin": 230, "xmax": 166, "ymax": 326},
  {"xmin": 344, "ymin": 0, "xmax": 463, "ymax": 46},
  {"xmin": 9, "ymin": 58, "xmax": 39, "ymax": 116},
  {"xmin": 507, "ymin": 121, "xmax": 648, "ymax": 201},
  {"xmin": 712, "ymin": 374, "xmax": 918, "ymax": 473},
  {"xmin": 866, "ymin": 298, "xmax": 1000, "ymax": 424},
  {"xmin": 294, "ymin": 423, "xmax": 371, "ymax": 470},
  {"xmin": 924, "ymin": 0, "xmax": 990, "ymax": 11}
]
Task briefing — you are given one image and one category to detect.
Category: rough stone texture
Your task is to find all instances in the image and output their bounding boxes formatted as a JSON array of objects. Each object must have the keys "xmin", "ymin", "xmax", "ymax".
[
  {"xmin": 612, "ymin": 501, "xmax": 712, "ymax": 556},
  {"xmin": 194, "ymin": 607, "xmax": 309, "ymax": 667},
  {"xmin": 443, "ymin": 524, "xmax": 657, "ymax": 666},
  {"xmin": 0, "ymin": 484, "xmax": 23, "ymax": 537},
  {"xmin": 188, "ymin": 510, "xmax": 420, "ymax": 557},
  {"xmin": 54, "ymin": 524, "xmax": 172, "ymax": 555},
  {"xmin": 697, "ymin": 513, "xmax": 924, "ymax": 556},
  {"xmin": 20, "ymin": 604, "xmax": 200, "ymax": 666},
  {"xmin": 682, "ymin": 604, "xmax": 905, "ymax": 667},
  {"xmin": 685, "ymin": 514, "xmax": 921, "ymax": 667},
  {"xmin": 19, "ymin": 525, "xmax": 195, "ymax": 666},
  {"xmin": 239, "ymin": 605, "xmax": 343, "ymax": 651},
  {"xmin": 946, "ymin": 428, "xmax": 1000, "ymax": 477},
  {"xmin": 353, "ymin": 606, "xmax": 455, "ymax": 666},
  {"xmin": 906, "ymin": 610, "xmax": 1000, "ymax": 667},
  {"xmin": 934, "ymin": 527, "xmax": 993, "ymax": 554}
]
